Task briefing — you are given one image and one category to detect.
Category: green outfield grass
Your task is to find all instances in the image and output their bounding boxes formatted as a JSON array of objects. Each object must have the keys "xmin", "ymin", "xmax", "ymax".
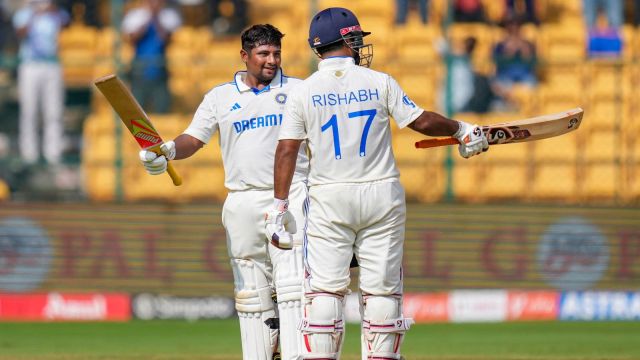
[{"xmin": 0, "ymin": 320, "xmax": 639, "ymax": 359}]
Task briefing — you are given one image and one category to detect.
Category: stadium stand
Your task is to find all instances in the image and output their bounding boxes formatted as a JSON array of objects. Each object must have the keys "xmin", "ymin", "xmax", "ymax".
[{"xmin": 64, "ymin": 0, "xmax": 628, "ymax": 204}]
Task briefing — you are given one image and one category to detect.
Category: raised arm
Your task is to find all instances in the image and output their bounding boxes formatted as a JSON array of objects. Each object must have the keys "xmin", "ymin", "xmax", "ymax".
[
  {"xmin": 407, "ymin": 110, "xmax": 460, "ymax": 136},
  {"xmin": 407, "ymin": 110, "xmax": 488, "ymax": 158}
]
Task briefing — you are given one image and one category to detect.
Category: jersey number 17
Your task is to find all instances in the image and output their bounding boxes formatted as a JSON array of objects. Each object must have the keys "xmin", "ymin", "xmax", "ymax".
[{"xmin": 321, "ymin": 109, "xmax": 377, "ymax": 159}]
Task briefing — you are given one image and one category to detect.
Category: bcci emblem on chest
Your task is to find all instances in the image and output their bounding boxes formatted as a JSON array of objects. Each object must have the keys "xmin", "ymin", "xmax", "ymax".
[{"xmin": 275, "ymin": 93, "xmax": 287, "ymax": 104}]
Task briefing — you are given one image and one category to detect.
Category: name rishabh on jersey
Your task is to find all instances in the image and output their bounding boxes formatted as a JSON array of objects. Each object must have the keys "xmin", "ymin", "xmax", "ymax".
[
  {"xmin": 278, "ymin": 57, "xmax": 424, "ymax": 186},
  {"xmin": 183, "ymin": 69, "xmax": 309, "ymax": 191}
]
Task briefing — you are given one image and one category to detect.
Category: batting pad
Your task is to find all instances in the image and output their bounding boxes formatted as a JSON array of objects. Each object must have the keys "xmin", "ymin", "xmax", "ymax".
[
  {"xmin": 273, "ymin": 246, "xmax": 304, "ymax": 360},
  {"xmin": 232, "ymin": 259, "xmax": 278, "ymax": 360},
  {"xmin": 299, "ymin": 294, "xmax": 345, "ymax": 359},
  {"xmin": 362, "ymin": 295, "xmax": 414, "ymax": 359}
]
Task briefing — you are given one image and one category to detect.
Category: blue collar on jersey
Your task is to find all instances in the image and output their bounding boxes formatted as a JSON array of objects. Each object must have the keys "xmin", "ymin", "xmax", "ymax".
[
  {"xmin": 234, "ymin": 68, "xmax": 285, "ymax": 94},
  {"xmin": 318, "ymin": 57, "xmax": 356, "ymax": 71}
]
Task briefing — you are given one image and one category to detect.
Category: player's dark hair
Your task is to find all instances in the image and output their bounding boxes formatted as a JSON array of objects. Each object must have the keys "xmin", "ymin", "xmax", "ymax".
[
  {"xmin": 315, "ymin": 40, "xmax": 346, "ymax": 56},
  {"xmin": 241, "ymin": 24, "xmax": 284, "ymax": 52}
]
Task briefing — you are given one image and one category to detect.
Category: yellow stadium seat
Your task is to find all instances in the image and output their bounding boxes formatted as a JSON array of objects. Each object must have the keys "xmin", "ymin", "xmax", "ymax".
[
  {"xmin": 530, "ymin": 163, "xmax": 578, "ymax": 201},
  {"xmin": 394, "ymin": 130, "xmax": 446, "ymax": 201},
  {"xmin": 123, "ymin": 164, "xmax": 186, "ymax": 202},
  {"xmin": 481, "ymin": 0, "xmax": 506, "ymax": 23},
  {"xmin": 579, "ymin": 163, "xmax": 619, "ymax": 201},
  {"xmin": 621, "ymin": 25, "xmax": 636, "ymax": 60},
  {"xmin": 539, "ymin": 23, "xmax": 586, "ymax": 62},
  {"xmin": 489, "ymin": 142, "xmax": 531, "ymax": 162},
  {"xmin": 59, "ymin": 24, "xmax": 98, "ymax": 86},
  {"xmin": 396, "ymin": 24, "xmax": 441, "ymax": 64},
  {"xmin": 583, "ymin": 99, "xmax": 623, "ymax": 131},
  {"xmin": 481, "ymin": 164, "xmax": 530, "ymax": 200},
  {"xmin": 84, "ymin": 135, "xmax": 116, "ymax": 163},
  {"xmin": 452, "ymin": 159, "xmax": 482, "ymax": 201},
  {"xmin": 621, "ymin": 158, "xmax": 640, "ymax": 202},
  {"xmin": 171, "ymin": 27, "xmax": 198, "ymax": 47},
  {"xmin": 393, "ymin": 65, "xmax": 443, "ymax": 110},
  {"xmin": 181, "ymin": 164, "xmax": 227, "ymax": 201},
  {"xmin": 430, "ymin": 0, "xmax": 448, "ymax": 24},
  {"xmin": 584, "ymin": 129, "xmax": 618, "ymax": 163},
  {"xmin": 0, "ymin": 178, "xmax": 9, "ymax": 201},
  {"xmin": 585, "ymin": 60, "xmax": 625, "ymax": 101},
  {"xmin": 542, "ymin": 63, "xmax": 584, "ymax": 95},
  {"xmin": 538, "ymin": 86, "xmax": 584, "ymax": 115},
  {"xmin": 533, "ymin": 132, "xmax": 579, "ymax": 162},
  {"xmin": 82, "ymin": 164, "xmax": 116, "ymax": 201}
]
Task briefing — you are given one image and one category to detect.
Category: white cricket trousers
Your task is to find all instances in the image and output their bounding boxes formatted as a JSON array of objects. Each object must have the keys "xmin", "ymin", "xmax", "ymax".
[
  {"xmin": 18, "ymin": 62, "xmax": 65, "ymax": 164},
  {"xmin": 304, "ymin": 179, "xmax": 406, "ymax": 296}
]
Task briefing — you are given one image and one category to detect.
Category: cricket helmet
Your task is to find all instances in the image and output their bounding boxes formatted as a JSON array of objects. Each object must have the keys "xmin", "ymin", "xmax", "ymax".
[{"xmin": 308, "ymin": 7, "xmax": 373, "ymax": 67}]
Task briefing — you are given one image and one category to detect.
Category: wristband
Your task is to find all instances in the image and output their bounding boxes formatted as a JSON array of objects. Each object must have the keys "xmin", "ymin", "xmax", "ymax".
[{"xmin": 273, "ymin": 198, "xmax": 289, "ymax": 212}]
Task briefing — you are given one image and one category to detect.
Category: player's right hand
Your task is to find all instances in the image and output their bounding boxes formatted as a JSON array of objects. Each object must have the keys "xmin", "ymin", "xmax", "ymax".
[
  {"xmin": 454, "ymin": 121, "xmax": 489, "ymax": 158},
  {"xmin": 264, "ymin": 198, "xmax": 297, "ymax": 250},
  {"xmin": 139, "ymin": 141, "xmax": 176, "ymax": 175},
  {"xmin": 139, "ymin": 150, "xmax": 167, "ymax": 175}
]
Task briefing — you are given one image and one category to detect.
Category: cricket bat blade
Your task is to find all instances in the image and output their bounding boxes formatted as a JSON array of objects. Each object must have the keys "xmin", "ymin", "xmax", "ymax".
[
  {"xmin": 415, "ymin": 108, "xmax": 584, "ymax": 149},
  {"xmin": 94, "ymin": 74, "xmax": 182, "ymax": 186}
]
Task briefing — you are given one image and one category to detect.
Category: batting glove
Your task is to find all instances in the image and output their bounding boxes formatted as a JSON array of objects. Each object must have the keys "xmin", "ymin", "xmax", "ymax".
[
  {"xmin": 139, "ymin": 140, "xmax": 175, "ymax": 175},
  {"xmin": 160, "ymin": 140, "xmax": 176, "ymax": 161},
  {"xmin": 454, "ymin": 121, "xmax": 489, "ymax": 158},
  {"xmin": 264, "ymin": 198, "xmax": 297, "ymax": 250}
]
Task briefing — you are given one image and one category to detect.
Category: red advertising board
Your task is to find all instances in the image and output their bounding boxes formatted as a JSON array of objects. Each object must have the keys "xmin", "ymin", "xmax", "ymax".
[
  {"xmin": 507, "ymin": 291, "xmax": 559, "ymax": 321},
  {"xmin": 0, "ymin": 293, "xmax": 130, "ymax": 321},
  {"xmin": 403, "ymin": 293, "xmax": 450, "ymax": 322}
]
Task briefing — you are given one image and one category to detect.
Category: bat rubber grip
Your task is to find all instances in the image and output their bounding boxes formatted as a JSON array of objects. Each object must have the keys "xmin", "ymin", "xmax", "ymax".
[
  {"xmin": 166, "ymin": 162, "xmax": 182, "ymax": 186},
  {"xmin": 415, "ymin": 138, "xmax": 460, "ymax": 148}
]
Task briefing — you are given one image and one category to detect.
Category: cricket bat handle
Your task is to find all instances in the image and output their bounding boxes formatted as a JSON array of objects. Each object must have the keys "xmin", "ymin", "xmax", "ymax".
[
  {"xmin": 415, "ymin": 138, "xmax": 459, "ymax": 148},
  {"xmin": 166, "ymin": 162, "xmax": 182, "ymax": 186}
]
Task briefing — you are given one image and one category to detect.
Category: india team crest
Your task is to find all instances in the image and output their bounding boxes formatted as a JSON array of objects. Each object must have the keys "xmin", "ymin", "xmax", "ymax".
[{"xmin": 275, "ymin": 93, "xmax": 287, "ymax": 104}]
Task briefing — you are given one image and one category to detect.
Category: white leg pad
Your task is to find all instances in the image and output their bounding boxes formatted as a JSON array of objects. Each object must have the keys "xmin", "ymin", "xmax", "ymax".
[
  {"xmin": 273, "ymin": 246, "xmax": 304, "ymax": 360},
  {"xmin": 231, "ymin": 259, "xmax": 278, "ymax": 360},
  {"xmin": 299, "ymin": 293, "xmax": 345, "ymax": 359},
  {"xmin": 362, "ymin": 295, "xmax": 414, "ymax": 360}
]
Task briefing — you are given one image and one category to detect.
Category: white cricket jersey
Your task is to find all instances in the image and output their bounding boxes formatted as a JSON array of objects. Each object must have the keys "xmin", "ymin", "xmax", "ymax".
[
  {"xmin": 279, "ymin": 57, "xmax": 424, "ymax": 186},
  {"xmin": 184, "ymin": 69, "xmax": 309, "ymax": 191}
]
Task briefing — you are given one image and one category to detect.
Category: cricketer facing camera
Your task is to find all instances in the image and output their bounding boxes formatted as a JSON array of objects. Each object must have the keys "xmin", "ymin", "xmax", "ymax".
[
  {"xmin": 139, "ymin": 24, "xmax": 308, "ymax": 360},
  {"xmin": 269, "ymin": 7, "xmax": 489, "ymax": 360}
]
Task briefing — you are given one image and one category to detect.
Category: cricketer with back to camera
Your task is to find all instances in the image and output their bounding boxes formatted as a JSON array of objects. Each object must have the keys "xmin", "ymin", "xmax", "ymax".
[
  {"xmin": 269, "ymin": 6, "xmax": 488, "ymax": 360},
  {"xmin": 136, "ymin": 24, "xmax": 309, "ymax": 360}
]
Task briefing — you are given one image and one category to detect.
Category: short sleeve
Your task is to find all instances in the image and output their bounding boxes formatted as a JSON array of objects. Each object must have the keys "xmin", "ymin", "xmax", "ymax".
[
  {"xmin": 159, "ymin": 8, "xmax": 181, "ymax": 32},
  {"xmin": 387, "ymin": 75, "xmax": 424, "ymax": 129},
  {"xmin": 183, "ymin": 93, "xmax": 218, "ymax": 144},
  {"xmin": 278, "ymin": 90, "xmax": 307, "ymax": 140},
  {"xmin": 121, "ymin": 8, "xmax": 150, "ymax": 35},
  {"xmin": 13, "ymin": 8, "xmax": 32, "ymax": 29}
]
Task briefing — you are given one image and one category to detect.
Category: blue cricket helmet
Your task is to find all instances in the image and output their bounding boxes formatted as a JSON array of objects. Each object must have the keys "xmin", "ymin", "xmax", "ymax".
[{"xmin": 308, "ymin": 7, "xmax": 373, "ymax": 67}]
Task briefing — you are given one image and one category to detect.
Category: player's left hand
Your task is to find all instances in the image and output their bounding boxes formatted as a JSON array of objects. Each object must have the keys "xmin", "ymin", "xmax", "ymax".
[
  {"xmin": 264, "ymin": 199, "xmax": 297, "ymax": 250},
  {"xmin": 454, "ymin": 121, "xmax": 489, "ymax": 158},
  {"xmin": 160, "ymin": 140, "xmax": 176, "ymax": 160}
]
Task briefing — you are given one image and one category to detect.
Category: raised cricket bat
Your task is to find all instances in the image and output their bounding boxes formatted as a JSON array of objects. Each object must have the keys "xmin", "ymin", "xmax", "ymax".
[
  {"xmin": 94, "ymin": 74, "xmax": 182, "ymax": 186},
  {"xmin": 415, "ymin": 108, "xmax": 584, "ymax": 149}
]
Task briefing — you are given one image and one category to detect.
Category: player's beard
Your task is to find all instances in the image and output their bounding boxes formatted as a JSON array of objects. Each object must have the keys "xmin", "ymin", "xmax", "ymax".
[{"xmin": 258, "ymin": 66, "xmax": 278, "ymax": 84}]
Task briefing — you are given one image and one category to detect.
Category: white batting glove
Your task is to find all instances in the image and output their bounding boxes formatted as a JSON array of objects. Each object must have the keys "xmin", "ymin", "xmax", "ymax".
[
  {"xmin": 454, "ymin": 121, "xmax": 489, "ymax": 158},
  {"xmin": 264, "ymin": 198, "xmax": 297, "ymax": 250},
  {"xmin": 139, "ymin": 140, "xmax": 176, "ymax": 175},
  {"xmin": 160, "ymin": 140, "xmax": 176, "ymax": 161}
]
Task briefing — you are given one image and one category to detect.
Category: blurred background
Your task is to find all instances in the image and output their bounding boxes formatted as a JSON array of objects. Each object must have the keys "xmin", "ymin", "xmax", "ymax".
[{"xmin": 0, "ymin": 0, "xmax": 638, "ymax": 326}]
